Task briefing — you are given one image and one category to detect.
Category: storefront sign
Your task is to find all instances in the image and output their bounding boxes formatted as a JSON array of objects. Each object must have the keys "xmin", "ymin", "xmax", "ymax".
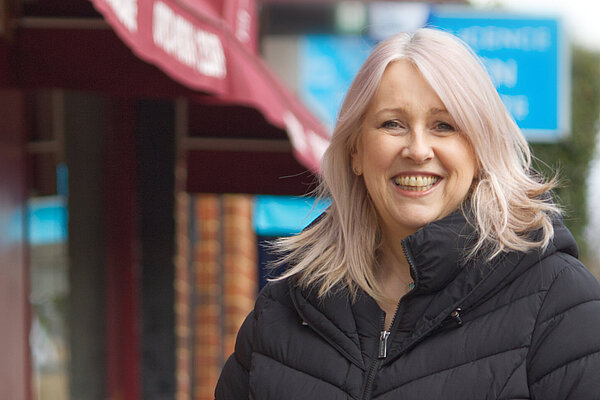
[
  {"xmin": 300, "ymin": 6, "xmax": 568, "ymax": 142},
  {"xmin": 92, "ymin": 0, "xmax": 330, "ymax": 171},
  {"xmin": 152, "ymin": 1, "xmax": 226, "ymax": 79},
  {"xmin": 103, "ymin": 0, "xmax": 138, "ymax": 32},
  {"xmin": 371, "ymin": 5, "xmax": 570, "ymax": 141},
  {"xmin": 300, "ymin": 35, "xmax": 373, "ymax": 132}
]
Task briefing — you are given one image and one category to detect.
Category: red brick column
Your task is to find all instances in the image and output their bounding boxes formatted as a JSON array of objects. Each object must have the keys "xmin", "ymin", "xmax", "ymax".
[
  {"xmin": 194, "ymin": 194, "xmax": 222, "ymax": 400},
  {"xmin": 175, "ymin": 193, "xmax": 258, "ymax": 400},
  {"xmin": 222, "ymin": 195, "xmax": 257, "ymax": 357}
]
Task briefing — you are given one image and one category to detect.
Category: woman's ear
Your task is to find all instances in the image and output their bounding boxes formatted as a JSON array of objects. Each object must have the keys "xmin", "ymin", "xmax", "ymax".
[
  {"xmin": 350, "ymin": 130, "xmax": 364, "ymax": 176},
  {"xmin": 351, "ymin": 148, "xmax": 363, "ymax": 176}
]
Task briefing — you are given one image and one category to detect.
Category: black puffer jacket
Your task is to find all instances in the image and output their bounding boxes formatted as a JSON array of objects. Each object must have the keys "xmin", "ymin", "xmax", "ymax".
[{"xmin": 215, "ymin": 211, "xmax": 600, "ymax": 399}]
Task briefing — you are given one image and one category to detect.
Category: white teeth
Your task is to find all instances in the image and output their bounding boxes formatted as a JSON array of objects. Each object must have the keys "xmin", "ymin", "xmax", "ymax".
[{"xmin": 393, "ymin": 175, "xmax": 439, "ymax": 191}]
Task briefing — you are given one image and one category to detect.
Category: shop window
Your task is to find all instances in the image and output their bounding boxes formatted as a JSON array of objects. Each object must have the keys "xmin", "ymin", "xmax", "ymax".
[
  {"xmin": 27, "ymin": 89, "xmax": 70, "ymax": 400},
  {"xmin": 28, "ymin": 196, "xmax": 70, "ymax": 399}
]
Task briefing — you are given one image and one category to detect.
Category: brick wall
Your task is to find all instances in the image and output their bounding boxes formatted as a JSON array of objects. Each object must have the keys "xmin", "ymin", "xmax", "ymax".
[
  {"xmin": 175, "ymin": 193, "xmax": 258, "ymax": 400},
  {"xmin": 222, "ymin": 196, "xmax": 257, "ymax": 356}
]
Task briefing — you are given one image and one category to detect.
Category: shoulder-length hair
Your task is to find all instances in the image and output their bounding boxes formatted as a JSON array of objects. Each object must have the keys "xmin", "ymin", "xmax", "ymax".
[{"xmin": 273, "ymin": 28, "xmax": 560, "ymax": 301}]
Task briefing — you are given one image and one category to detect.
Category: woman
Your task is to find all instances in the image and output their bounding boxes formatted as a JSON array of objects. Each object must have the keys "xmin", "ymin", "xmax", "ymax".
[{"xmin": 216, "ymin": 28, "xmax": 600, "ymax": 399}]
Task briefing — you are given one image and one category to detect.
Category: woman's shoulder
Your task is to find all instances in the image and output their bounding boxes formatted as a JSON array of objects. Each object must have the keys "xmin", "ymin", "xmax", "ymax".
[
  {"xmin": 526, "ymin": 251, "xmax": 600, "ymax": 394},
  {"xmin": 539, "ymin": 251, "xmax": 600, "ymax": 307},
  {"xmin": 513, "ymin": 242, "xmax": 600, "ymax": 338},
  {"xmin": 254, "ymin": 277, "xmax": 296, "ymax": 314},
  {"xmin": 519, "ymin": 217, "xmax": 591, "ymax": 296}
]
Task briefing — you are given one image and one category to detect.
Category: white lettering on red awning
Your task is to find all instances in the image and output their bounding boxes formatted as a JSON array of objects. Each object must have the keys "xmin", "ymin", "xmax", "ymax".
[
  {"xmin": 305, "ymin": 129, "xmax": 329, "ymax": 163},
  {"xmin": 283, "ymin": 111, "xmax": 329, "ymax": 166},
  {"xmin": 104, "ymin": 0, "xmax": 138, "ymax": 32},
  {"xmin": 152, "ymin": 1, "xmax": 227, "ymax": 79},
  {"xmin": 236, "ymin": 8, "xmax": 252, "ymax": 44}
]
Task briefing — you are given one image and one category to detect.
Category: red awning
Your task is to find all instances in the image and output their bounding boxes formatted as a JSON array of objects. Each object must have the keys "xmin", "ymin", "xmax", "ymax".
[{"xmin": 90, "ymin": 0, "xmax": 329, "ymax": 172}]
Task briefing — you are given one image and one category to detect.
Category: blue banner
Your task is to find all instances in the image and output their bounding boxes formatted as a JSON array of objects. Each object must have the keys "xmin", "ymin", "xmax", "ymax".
[
  {"xmin": 253, "ymin": 195, "xmax": 329, "ymax": 236},
  {"xmin": 426, "ymin": 8, "xmax": 568, "ymax": 141},
  {"xmin": 299, "ymin": 6, "xmax": 568, "ymax": 142},
  {"xmin": 300, "ymin": 35, "xmax": 373, "ymax": 132}
]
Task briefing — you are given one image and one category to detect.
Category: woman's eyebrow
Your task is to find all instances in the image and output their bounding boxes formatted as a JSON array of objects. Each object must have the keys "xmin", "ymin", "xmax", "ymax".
[
  {"xmin": 372, "ymin": 107, "xmax": 450, "ymax": 118},
  {"xmin": 374, "ymin": 107, "xmax": 407, "ymax": 116},
  {"xmin": 428, "ymin": 107, "xmax": 450, "ymax": 116}
]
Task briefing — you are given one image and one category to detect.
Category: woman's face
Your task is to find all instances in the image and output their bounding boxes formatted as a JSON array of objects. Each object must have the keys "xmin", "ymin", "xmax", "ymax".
[{"xmin": 352, "ymin": 60, "xmax": 478, "ymax": 241}]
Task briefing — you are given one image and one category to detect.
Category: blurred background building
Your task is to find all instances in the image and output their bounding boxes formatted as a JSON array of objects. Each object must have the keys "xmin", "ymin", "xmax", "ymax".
[{"xmin": 0, "ymin": 0, "xmax": 597, "ymax": 400}]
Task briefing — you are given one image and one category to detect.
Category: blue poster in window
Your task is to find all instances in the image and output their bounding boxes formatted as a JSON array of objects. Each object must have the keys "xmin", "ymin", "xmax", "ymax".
[
  {"xmin": 300, "ymin": 35, "xmax": 374, "ymax": 133},
  {"xmin": 299, "ymin": 6, "xmax": 569, "ymax": 142},
  {"xmin": 426, "ymin": 8, "xmax": 568, "ymax": 141}
]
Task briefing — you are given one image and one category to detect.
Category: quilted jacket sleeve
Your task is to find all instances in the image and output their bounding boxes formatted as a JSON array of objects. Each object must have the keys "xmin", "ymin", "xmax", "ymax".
[
  {"xmin": 527, "ymin": 257, "xmax": 600, "ymax": 399},
  {"xmin": 215, "ymin": 311, "xmax": 256, "ymax": 400}
]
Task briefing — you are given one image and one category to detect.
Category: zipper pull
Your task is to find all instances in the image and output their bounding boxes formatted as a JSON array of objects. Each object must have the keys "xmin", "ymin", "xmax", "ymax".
[
  {"xmin": 450, "ymin": 307, "xmax": 463, "ymax": 326},
  {"xmin": 378, "ymin": 331, "xmax": 391, "ymax": 359}
]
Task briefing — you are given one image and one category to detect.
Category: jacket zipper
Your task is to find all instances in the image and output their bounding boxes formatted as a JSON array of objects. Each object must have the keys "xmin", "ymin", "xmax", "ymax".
[
  {"xmin": 362, "ymin": 241, "xmax": 423, "ymax": 399},
  {"xmin": 361, "ymin": 358, "xmax": 382, "ymax": 400},
  {"xmin": 378, "ymin": 298, "xmax": 401, "ymax": 359},
  {"xmin": 374, "ymin": 240, "xmax": 420, "ymax": 359},
  {"xmin": 364, "ymin": 305, "xmax": 466, "ymax": 398},
  {"xmin": 401, "ymin": 240, "xmax": 419, "ymax": 291},
  {"xmin": 378, "ymin": 330, "xmax": 391, "ymax": 358},
  {"xmin": 362, "ymin": 260, "xmax": 413, "ymax": 400},
  {"xmin": 361, "ymin": 311, "xmax": 386, "ymax": 400}
]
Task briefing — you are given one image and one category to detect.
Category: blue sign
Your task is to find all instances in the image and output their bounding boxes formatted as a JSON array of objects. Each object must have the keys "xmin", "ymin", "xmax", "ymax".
[
  {"xmin": 253, "ymin": 195, "xmax": 329, "ymax": 237},
  {"xmin": 28, "ymin": 196, "xmax": 68, "ymax": 245},
  {"xmin": 426, "ymin": 8, "xmax": 568, "ymax": 141},
  {"xmin": 300, "ymin": 35, "xmax": 373, "ymax": 132},
  {"xmin": 299, "ymin": 6, "xmax": 568, "ymax": 142}
]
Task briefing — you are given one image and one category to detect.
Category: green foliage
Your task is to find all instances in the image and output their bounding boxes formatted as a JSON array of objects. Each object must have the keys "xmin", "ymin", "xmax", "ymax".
[{"xmin": 531, "ymin": 46, "xmax": 600, "ymax": 256}]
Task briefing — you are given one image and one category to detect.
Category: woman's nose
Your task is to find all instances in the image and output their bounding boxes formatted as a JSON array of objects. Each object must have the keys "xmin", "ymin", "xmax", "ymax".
[{"xmin": 400, "ymin": 129, "xmax": 434, "ymax": 164}]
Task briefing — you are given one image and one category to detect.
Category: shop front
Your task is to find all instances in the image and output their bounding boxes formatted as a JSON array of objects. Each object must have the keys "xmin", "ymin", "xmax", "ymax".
[{"xmin": 0, "ymin": 0, "xmax": 328, "ymax": 399}]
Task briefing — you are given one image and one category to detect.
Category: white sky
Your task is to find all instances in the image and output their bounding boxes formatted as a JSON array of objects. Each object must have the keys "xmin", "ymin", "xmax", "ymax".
[{"xmin": 470, "ymin": 0, "xmax": 600, "ymax": 51}]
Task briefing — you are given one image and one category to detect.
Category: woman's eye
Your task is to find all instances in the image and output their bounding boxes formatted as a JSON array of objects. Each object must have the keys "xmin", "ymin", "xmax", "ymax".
[
  {"xmin": 381, "ymin": 120, "xmax": 404, "ymax": 129},
  {"xmin": 434, "ymin": 122, "xmax": 455, "ymax": 133}
]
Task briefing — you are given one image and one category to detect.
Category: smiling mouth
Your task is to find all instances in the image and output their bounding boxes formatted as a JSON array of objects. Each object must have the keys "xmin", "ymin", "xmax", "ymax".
[{"xmin": 393, "ymin": 175, "xmax": 440, "ymax": 192}]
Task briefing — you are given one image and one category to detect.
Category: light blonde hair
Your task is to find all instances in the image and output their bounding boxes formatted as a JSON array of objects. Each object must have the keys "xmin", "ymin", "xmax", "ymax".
[{"xmin": 273, "ymin": 28, "xmax": 560, "ymax": 301}]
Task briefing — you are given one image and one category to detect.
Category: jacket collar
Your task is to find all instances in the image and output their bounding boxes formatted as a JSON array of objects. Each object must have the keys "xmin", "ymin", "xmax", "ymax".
[
  {"xmin": 402, "ymin": 209, "xmax": 477, "ymax": 294},
  {"xmin": 287, "ymin": 209, "xmax": 478, "ymax": 368},
  {"xmin": 289, "ymin": 209, "xmax": 579, "ymax": 365},
  {"xmin": 289, "ymin": 278, "xmax": 366, "ymax": 369},
  {"xmin": 403, "ymin": 208, "xmax": 578, "ymax": 295}
]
